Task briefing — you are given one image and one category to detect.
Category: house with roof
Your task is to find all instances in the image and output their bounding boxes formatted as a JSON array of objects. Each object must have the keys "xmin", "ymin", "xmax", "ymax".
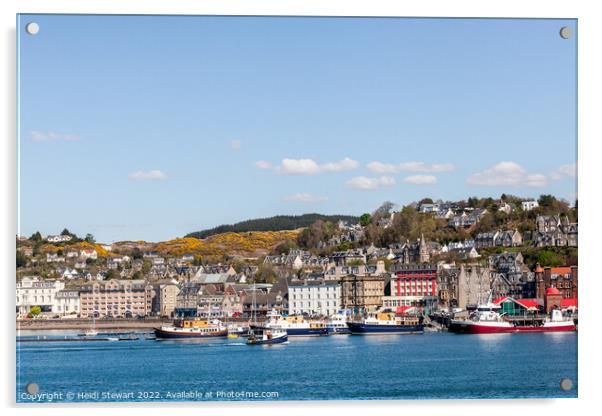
[
  {"xmin": 492, "ymin": 296, "xmax": 542, "ymax": 316},
  {"xmin": 79, "ymin": 249, "xmax": 98, "ymax": 260},
  {"xmin": 494, "ymin": 230, "xmax": 522, "ymax": 247},
  {"xmin": 522, "ymin": 200, "xmax": 539, "ymax": 211}
]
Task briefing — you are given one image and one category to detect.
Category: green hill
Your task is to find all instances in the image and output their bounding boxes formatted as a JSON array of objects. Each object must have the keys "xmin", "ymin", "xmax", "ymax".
[{"xmin": 185, "ymin": 213, "xmax": 359, "ymax": 239}]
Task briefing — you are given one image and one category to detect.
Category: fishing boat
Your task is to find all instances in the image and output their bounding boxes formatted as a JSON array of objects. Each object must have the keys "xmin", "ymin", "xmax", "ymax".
[
  {"xmin": 264, "ymin": 309, "xmax": 328, "ymax": 336},
  {"xmin": 326, "ymin": 313, "xmax": 351, "ymax": 335},
  {"xmin": 246, "ymin": 326, "xmax": 288, "ymax": 345},
  {"xmin": 448, "ymin": 302, "xmax": 576, "ymax": 334},
  {"xmin": 154, "ymin": 318, "xmax": 227, "ymax": 339},
  {"xmin": 347, "ymin": 311, "xmax": 424, "ymax": 335}
]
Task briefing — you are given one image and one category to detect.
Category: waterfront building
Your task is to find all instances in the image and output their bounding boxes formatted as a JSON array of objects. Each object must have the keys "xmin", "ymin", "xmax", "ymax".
[
  {"xmin": 55, "ymin": 289, "xmax": 80, "ymax": 316},
  {"xmin": 16, "ymin": 276, "xmax": 65, "ymax": 316},
  {"xmin": 152, "ymin": 281, "xmax": 180, "ymax": 318},
  {"xmin": 340, "ymin": 274, "xmax": 386, "ymax": 313},
  {"xmin": 457, "ymin": 265, "xmax": 491, "ymax": 309},
  {"xmin": 78, "ymin": 279, "xmax": 154, "ymax": 318},
  {"xmin": 492, "ymin": 296, "xmax": 542, "ymax": 316},
  {"xmin": 535, "ymin": 264, "xmax": 578, "ymax": 300},
  {"xmin": 288, "ymin": 278, "xmax": 341, "ymax": 316},
  {"xmin": 383, "ymin": 263, "xmax": 437, "ymax": 309}
]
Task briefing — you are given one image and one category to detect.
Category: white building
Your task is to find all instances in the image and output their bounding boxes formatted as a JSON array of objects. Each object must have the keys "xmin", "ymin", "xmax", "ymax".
[
  {"xmin": 16, "ymin": 276, "xmax": 65, "ymax": 316},
  {"xmin": 79, "ymin": 249, "xmax": 98, "ymax": 260},
  {"xmin": 522, "ymin": 200, "xmax": 539, "ymax": 211},
  {"xmin": 288, "ymin": 279, "xmax": 341, "ymax": 316},
  {"xmin": 55, "ymin": 290, "xmax": 80, "ymax": 316},
  {"xmin": 46, "ymin": 235, "xmax": 72, "ymax": 243}
]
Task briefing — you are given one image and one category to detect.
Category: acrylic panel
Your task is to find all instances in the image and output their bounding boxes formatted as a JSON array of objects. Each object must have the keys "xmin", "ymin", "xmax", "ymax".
[{"xmin": 16, "ymin": 14, "xmax": 578, "ymax": 403}]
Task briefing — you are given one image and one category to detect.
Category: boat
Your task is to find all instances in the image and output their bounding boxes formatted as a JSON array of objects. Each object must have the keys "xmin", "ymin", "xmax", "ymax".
[
  {"xmin": 326, "ymin": 313, "xmax": 351, "ymax": 335},
  {"xmin": 246, "ymin": 326, "xmax": 288, "ymax": 345},
  {"xmin": 227, "ymin": 323, "xmax": 250, "ymax": 338},
  {"xmin": 347, "ymin": 311, "xmax": 424, "ymax": 335},
  {"xmin": 83, "ymin": 317, "xmax": 98, "ymax": 337},
  {"xmin": 154, "ymin": 318, "xmax": 227, "ymax": 339},
  {"xmin": 449, "ymin": 302, "xmax": 576, "ymax": 334},
  {"xmin": 264, "ymin": 309, "xmax": 328, "ymax": 336}
]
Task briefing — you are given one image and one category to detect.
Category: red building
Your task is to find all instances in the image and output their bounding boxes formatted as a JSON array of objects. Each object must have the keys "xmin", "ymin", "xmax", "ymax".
[
  {"xmin": 383, "ymin": 264, "xmax": 437, "ymax": 308},
  {"xmin": 535, "ymin": 264, "xmax": 578, "ymax": 300}
]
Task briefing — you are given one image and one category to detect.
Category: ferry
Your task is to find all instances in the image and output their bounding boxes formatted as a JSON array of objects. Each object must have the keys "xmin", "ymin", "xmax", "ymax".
[
  {"xmin": 449, "ymin": 302, "xmax": 576, "ymax": 334},
  {"xmin": 246, "ymin": 326, "xmax": 288, "ymax": 345},
  {"xmin": 326, "ymin": 313, "xmax": 351, "ymax": 335},
  {"xmin": 347, "ymin": 311, "xmax": 424, "ymax": 335},
  {"xmin": 154, "ymin": 318, "xmax": 228, "ymax": 339},
  {"xmin": 264, "ymin": 309, "xmax": 328, "ymax": 336}
]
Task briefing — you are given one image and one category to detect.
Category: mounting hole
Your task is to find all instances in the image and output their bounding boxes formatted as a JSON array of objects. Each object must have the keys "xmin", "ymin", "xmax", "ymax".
[
  {"xmin": 560, "ymin": 378, "xmax": 573, "ymax": 391},
  {"xmin": 25, "ymin": 22, "xmax": 39, "ymax": 35},
  {"xmin": 25, "ymin": 383, "xmax": 39, "ymax": 395},
  {"xmin": 559, "ymin": 26, "xmax": 571, "ymax": 39}
]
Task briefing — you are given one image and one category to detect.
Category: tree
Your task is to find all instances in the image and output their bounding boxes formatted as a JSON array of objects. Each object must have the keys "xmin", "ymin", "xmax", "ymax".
[
  {"xmin": 105, "ymin": 269, "xmax": 119, "ymax": 280},
  {"xmin": 29, "ymin": 306, "xmax": 42, "ymax": 317},
  {"xmin": 61, "ymin": 228, "xmax": 72, "ymax": 236},
  {"xmin": 30, "ymin": 231, "xmax": 42, "ymax": 242},
  {"xmin": 359, "ymin": 213, "xmax": 372, "ymax": 227},
  {"xmin": 84, "ymin": 233, "xmax": 95, "ymax": 244},
  {"xmin": 419, "ymin": 198, "xmax": 434, "ymax": 205},
  {"xmin": 16, "ymin": 251, "xmax": 27, "ymax": 268},
  {"xmin": 254, "ymin": 264, "xmax": 278, "ymax": 284},
  {"xmin": 131, "ymin": 247, "xmax": 143, "ymax": 260},
  {"xmin": 373, "ymin": 201, "xmax": 395, "ymax": 217}
]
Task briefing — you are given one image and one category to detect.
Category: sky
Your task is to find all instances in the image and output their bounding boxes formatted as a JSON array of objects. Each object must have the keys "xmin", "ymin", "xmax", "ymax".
[{"xmin": 17, "ymin": 15, "xmax": 577, "ymax": 243}]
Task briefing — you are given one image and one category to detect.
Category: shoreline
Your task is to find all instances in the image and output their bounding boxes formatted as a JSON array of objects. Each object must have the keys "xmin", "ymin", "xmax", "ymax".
[{"xmin": 17, "ymin": 319, "xmax": 172, "ymax": 331}]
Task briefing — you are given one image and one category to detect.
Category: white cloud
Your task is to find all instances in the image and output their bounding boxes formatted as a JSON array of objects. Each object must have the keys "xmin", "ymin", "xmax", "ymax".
[
  {"xmin": 231, "ymin": 140, "xmax": 241, "ymax": 151},
  {"xmin": 31, "ymin": 131, "xmax": 80, "ymax": 142},
  {"xmin": 404, "ymin": 175, "xmax": 438, "ymax": 185},
  {"xmin": 321, "ymin": 157, "xmax": 360, "ymax": 172},
  {"xmin": 551, "ymin": 163, "xmax": 577, "ymax": 180},
  {"xmin": 367, "ymin": 161, "xmax": 455, "ymax": 174},
  {"xmin": 467, "ymin": 162, "xmax": 547, "ymax": 187},
  {"xmin": 262, "ymin": 157, "xmax": 359, "ymax": 175},
  {"xmin": 346, "ymin": 176, "xmax": 396, "ymax": 190},
  {"xmin": 254, "ymin": 160, "xmax": 272, "ymax": 169},
  {"xmin": 278, "ymin": 158, "xmax": 322, "ymax": 175},
  {"xmin": 129, "ymin": 170, "xmax": 168, "ymax": 180},
  {"xmin": 284, "ymin": 193, "xmax": 328, "ymax": 203}
]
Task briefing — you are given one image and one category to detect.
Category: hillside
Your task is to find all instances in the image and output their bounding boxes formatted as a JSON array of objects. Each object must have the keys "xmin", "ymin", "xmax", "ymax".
[
  {"xmin": 185, "ymin": 213, "xmax": 359, "ymax": 239},
  {"xmin": 156, "ymin": 231, "xmax": 300, "ymax": 259}
]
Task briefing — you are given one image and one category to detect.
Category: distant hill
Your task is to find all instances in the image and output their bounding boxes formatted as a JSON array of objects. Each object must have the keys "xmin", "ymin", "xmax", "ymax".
[{"xmin": 185, "ymin": 213, "xmax": 360, "ymax": 239}]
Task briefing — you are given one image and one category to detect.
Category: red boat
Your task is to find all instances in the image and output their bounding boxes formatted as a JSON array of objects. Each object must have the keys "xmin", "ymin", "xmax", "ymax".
[{"xmin": 449, "ymin": 303, "xmax": 576, "ymax": 334}]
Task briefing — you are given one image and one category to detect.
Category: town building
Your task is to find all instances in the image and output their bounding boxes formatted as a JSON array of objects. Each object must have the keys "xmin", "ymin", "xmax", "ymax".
[
  {"xmin": 340, "ymin": 274, "xmax": 386, "ymax": 313},
  {"xmin": 54, "ymin": 289, "xmax": 80, "ymax": 316},
  {"xmin": 535, "ymin": 264, "xmax": 578, "ymax": 300},
  {"xmin": 288, "ymin": 278, "xmax": 341, "ymax": 316},
  {"xmin": 383, "ymin": 263, "xmax": 437, "ymax": 310},
  {"xmin": 489, "ymin": 252, "xmax": 536, "ymax": 299},
  {"xmin": 457, "ymin": 265, "xmax": 491, "ymax": 309},
  {"xmin": 16, "ymin": 276, "xmax": 66, "ymax": 316},
  {"xmin": 522, "ymin": 200, "xmax": 539, "ymax": 211},
  {"xmin": 152, "ymin": 281, "xmax": 180, "ymax": 318},
  {"xmin": 78, "ymin": 279, "xmax": 154, "ymax": 318}
]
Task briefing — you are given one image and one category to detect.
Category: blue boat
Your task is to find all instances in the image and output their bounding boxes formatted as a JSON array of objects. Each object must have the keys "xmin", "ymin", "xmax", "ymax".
[
  {"xmin": 326, "ymin": 313, "xmax": 351, "ymax": 335},
  {"xmin": 347, "ymin": 311, "xmax": 424, "ymax": 335}
]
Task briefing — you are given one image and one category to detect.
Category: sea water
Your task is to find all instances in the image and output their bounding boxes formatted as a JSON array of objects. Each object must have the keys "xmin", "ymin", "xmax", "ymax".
[{"xmin": 16, "ymin": 331, "xmax": 577, "ymax": 402}]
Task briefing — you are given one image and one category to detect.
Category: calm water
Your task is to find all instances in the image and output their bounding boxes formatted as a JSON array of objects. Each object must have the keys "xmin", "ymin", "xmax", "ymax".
[{"xmin": 16, "ymin": 331, "xmax": 577, "ymax": 402}]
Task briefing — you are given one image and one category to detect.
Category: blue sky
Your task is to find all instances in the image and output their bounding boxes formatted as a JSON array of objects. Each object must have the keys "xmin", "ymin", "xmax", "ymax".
[{"xmin": 17, "ymin": 15, "xmax": 577, "ymax": 243}]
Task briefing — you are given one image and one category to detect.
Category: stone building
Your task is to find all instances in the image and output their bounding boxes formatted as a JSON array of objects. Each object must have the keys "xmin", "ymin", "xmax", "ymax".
[
  {"xmin": 78, "ymin": 279, "xmax": 154, "ymax": 318},
  {"xmin": 457, "ymin": 265, "xmax": 491, "ymax": 309},
  {"xmin": 489, "ymin": 252, "xmax": 536, "ymax": 299},
  {"xmin": 535, "ymin": 264, "xmax": 578, "ymax": 300},
  {"xmin": 152, "ymin": 281, "xmax": 180, "ymax": 318},
  {"xmin": 340, "ymin": 274, "xmax": 386, "ymax": 313}
]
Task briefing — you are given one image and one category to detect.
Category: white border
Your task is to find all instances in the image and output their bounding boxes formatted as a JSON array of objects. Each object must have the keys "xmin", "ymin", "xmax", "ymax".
[{"xmin": 2, "ymin": 1, "xmax": 601, "ymax": 416}]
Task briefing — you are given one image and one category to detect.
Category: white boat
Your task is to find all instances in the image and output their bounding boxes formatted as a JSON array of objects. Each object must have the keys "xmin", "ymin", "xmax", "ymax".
[
  {"xmin": 246, "ymin": 326, "xmax": 288, "ymax": 345},
  {"xmin": 326, "ymin": 313, "xmax": 351, "ymax": 334},
  {"xmin": 264, "ymin": 309, "xmax": 328, "ymax": 336}
]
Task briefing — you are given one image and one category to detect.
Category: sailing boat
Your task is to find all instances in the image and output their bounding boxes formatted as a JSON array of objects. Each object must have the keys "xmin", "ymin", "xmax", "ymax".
[
  {"xmin": 246, "ymin": 282, "xmax": 287, "ymax": 345},
  {"xmin": 84, "ymin": 315, "xmax": 98, "ymax": 337}
]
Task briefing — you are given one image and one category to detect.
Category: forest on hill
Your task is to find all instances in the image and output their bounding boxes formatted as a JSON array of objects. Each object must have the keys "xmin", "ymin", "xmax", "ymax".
[{"xmin": 185, "ymin": 213, "xmax": 360, "ymax": 239}]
